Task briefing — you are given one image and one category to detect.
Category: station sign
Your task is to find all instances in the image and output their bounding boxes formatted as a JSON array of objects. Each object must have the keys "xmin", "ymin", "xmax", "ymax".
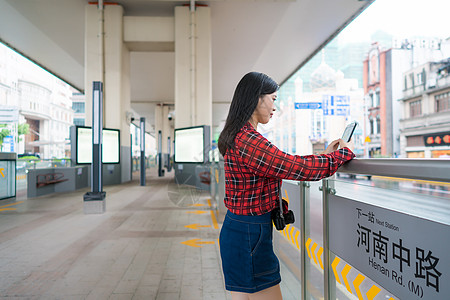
[
  {"xmin": 329, "ymin": 195, "xmax": 448, "ymax": 300},
  {"xmin": 322, "ymin": 95, "xmax": 350, "ymax": 116}
]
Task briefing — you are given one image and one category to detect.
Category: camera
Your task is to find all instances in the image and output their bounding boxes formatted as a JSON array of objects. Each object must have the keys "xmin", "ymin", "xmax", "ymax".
[
  {"xmin": 271, "ymin": 207, "xmax": 295, "ymax": 231},
  {"xmin": 168, "ymin": 113, "xmax": 173, "ymax": 121}
]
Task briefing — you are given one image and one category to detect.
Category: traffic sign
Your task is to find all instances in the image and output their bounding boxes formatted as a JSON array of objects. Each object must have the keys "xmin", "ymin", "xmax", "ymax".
[
  {"xmin": 295, "ymin": 102, "xmax": 322, "ymax": 109},
  {"xmin": 2, "ymin": 136, "xmax": 14, "ymax": 152},
  {"xmin": 322, "ymin": 95, "xmax": 350, "ymax": 116}
]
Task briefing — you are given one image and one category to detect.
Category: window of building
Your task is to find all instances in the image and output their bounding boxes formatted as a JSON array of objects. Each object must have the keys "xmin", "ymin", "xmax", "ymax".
[
  {"xmin": 417, "ymin": 69, "xmax": 425, "ymax": 85},
  {"xmin": 72, "ymin": 102, "xmax": 85, "ymax": 114},
  {"xmin": 404, "ymin": 76, "xmax": 408, "ymax": 91},
  {"xmin": 407, "ymin": 151, "xmax": 425, "ymax": 158},
  {"xmin": 435, "ymin": 91, "xmax": 449, "ymax": 112},
  {"xmin": 370, "ymin": 118, "xmax": 374, "ymax": 135},
  {"xmin": 73, "ymin": 118, "xmax": 85, "ymax": 126},
  {"xmin": 371, "ymin": 92, "xmax": 377, "ymax": 107},
  {"xmin": 409, "ymin": 73, "xmax": 415, "ymax": 88},
  {"xmin": 376, "ymin": 116, "xmax": 380, "ymax": 134},
  {"xmin": 409, "ymin": 99, "xmax": 422, "ymax": 117},
  {"xmin": 406, "ymin": 135, "xmax": 424, "ymax": 147},
  {"xmin": 375, "ymin": 91, "xmax": 380, "ymax": 106}
]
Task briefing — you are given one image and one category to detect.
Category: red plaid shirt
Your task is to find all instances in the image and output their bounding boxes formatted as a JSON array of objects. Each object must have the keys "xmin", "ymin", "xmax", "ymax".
[{"xmin": 223, "ymin": 123, "xmax": 355, "ymax": 215}]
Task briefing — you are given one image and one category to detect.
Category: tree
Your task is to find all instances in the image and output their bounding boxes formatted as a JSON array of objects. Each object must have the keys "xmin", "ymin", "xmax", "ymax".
[
  {"xmin": 18, "ymin": 123, "xmax": 29, "ymax": 136},
  {"xmin": 0, "ymin": 123, "xmax": 28, "ymax": 148},
  {"xmin": 0, "ymin": 125, "xmax": 11, "ymax": 147}
]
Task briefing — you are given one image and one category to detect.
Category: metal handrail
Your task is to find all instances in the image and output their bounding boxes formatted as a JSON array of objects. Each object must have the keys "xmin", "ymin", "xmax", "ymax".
[
  {"xmin": 215, "ymin": 157, "xmax": 450, "ymax": 299},
  {"xmin": 339, "ymin": 158, "xmax": 450, "ymax": 182}
]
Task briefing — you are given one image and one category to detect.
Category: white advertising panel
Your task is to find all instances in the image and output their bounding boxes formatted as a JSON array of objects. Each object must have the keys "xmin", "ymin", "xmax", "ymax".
[
  {"xmin": 76, "ymin": 127, "xmax": 120, "ymax": 164},
  {"xmin": 174, "ymin": 127, "xmax": 204, "ymax": 163},
  {"xmin": 77, "ymin": 127, "xmax": 92, "ymax": 164},
  {"xmin": 103, "ymin": 130, "xmax": 120, "ymax": 163}
]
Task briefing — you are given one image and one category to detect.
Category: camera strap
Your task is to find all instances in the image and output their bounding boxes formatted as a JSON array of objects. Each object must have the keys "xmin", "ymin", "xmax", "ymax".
[{"xmin": 278, "ymin": 195, "xmax": 284, "ymax": 220}]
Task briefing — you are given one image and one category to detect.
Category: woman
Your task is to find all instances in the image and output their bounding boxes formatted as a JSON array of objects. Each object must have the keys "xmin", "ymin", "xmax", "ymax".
[{"xmin": 218, "ymin": 72, "xmax": 355, "ymax": 300}]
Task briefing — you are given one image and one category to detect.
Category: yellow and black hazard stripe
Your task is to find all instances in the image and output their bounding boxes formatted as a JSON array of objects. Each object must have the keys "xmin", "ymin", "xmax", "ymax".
[{"xmin": 277, "ymin": 225, "xmax": 397, "ymax": 300}]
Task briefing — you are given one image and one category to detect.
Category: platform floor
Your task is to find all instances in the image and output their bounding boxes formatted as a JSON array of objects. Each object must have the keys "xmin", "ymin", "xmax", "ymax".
[{"xmin": 0, "ymin": 170, "xmax": 299, "ymax": 300}]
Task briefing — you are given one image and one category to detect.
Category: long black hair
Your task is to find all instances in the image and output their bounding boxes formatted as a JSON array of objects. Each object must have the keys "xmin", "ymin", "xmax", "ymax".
[{"xmin": 218, "ymin": 72, "xmax": 279, "ymax": 156}]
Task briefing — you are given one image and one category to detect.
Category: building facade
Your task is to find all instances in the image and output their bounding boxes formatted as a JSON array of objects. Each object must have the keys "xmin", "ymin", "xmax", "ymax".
[
  {"xmin": 71, "ymin": 90, "xmax": 86, "ymax": 127},
  {"xmin": 363, "ymin": 37, "xmax": 450, "ymax": 158},
  {"xmin": 0, "ymin": 42, "xmax": 74, "ymax": 158},
  {"xmin": 399, "ymin": 58, "xmax": 450, "ymax": 158},
  {"xmin": 363, "ymin": 44, "xmax": 407, "ymax": 157}
]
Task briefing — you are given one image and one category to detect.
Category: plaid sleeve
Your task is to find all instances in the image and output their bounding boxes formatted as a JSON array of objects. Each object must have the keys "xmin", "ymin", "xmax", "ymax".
[{"xmin": 236, "ymin": 129, "xmax": 355, "ymax": 181}]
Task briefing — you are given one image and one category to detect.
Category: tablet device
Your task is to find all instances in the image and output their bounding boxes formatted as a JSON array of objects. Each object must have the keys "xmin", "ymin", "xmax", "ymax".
[{"xmin": 342, "ymin": 121, "xmax": 358, "ymax": 143}]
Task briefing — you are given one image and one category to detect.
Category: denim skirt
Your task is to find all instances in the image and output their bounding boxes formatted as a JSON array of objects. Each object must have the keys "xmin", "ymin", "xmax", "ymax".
[{"xmin": 219, "ymin": 210, "xmax": 281, "ymax": 293}]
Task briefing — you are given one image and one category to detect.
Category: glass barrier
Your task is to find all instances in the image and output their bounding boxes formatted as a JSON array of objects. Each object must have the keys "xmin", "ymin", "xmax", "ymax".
[
  {"xmin": 307, "ymin": 180, "xmax": 325, "ymax": 298},
  {"xmin": 132, "ymin": 157, "xmax": 154, "ymax": 172},
  {"xmin": 0, "ymin": 153, "xmax": 16, "ymax": 200},
  {"xmin": 16, "ymin": 159, "xmax": 71, "ymax": 170},
  {"xmin": 327, "ymin": 176, "xmax": 449, "ymax": 299},
  {"xmin": 272, "ymin": 159, "xmax": 450, "ymax": 300}
]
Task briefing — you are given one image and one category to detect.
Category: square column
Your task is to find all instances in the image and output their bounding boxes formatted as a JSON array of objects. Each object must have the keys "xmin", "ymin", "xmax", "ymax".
[
  {"xmin": 174, "ymin": 6, "xmax": 212, "ymax": 129},
  {"xmin": 85, "ymin": 3, "xmax": 131, "ymax": 183}
]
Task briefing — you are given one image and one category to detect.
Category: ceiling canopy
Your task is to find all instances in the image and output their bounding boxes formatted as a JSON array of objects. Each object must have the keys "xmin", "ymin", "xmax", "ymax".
[{"xmin": 0, "ymin": 0, "xmax": 372, "ymax": 131}]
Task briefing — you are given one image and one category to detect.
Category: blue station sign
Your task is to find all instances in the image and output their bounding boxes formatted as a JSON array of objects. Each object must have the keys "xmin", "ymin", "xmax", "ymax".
[{"xmin": 294, "ymin": 102, "xmax": 322, "ymax": 110}]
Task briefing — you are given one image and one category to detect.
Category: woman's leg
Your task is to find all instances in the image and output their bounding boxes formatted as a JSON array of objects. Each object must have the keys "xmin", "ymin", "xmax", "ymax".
[
  {"xmin": 248, "ymin": 284, "xmax": 282, "ymax": 300},
  {"xmin": 231, "ymin": 291, "xmax": 250, "ymax": 300},
  {"xmin": 231, "ymin": 284, "xmax": 282, "ymax": 300}
]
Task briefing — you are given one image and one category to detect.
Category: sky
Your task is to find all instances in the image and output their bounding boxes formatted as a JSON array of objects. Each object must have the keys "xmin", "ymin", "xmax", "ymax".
[{"xmin": 337, "ymin": 0, "xmax": 450, "ymax": 44}]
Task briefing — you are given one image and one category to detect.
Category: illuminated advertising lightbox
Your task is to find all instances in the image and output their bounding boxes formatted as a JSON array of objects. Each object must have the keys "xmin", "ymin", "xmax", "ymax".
[
  {"xmin": 423, "ymin": 132, "xmax": 450, "ymax": 147},
  {"xmin": 174, "ymin": 126, "xmax": 205, "ymax": 163},
  {"xmin": 76, "ymin": 126, "xmax": 120, "ymax": 164}
]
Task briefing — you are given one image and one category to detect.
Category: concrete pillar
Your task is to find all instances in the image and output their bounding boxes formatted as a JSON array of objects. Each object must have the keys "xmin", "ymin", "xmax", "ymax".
[
  {"xmin": 195, "ymin": 7, "xmax": 212, "ymax": 128},
  {"xmin": 104, "ymin": 5, "xmax": 124, "ymax": 130},
  {"xmin": 121, "ymin": 44, "xmax": 131, "ymax": 134},
  {"xmin": 163, "ymin": 105, "xmax": 171, "ymax": 152},
  {"xmin": 174, "ymin": 6, "xmax": 212, "ymax": 129},
  {"xmin": 103, "ymin": 5, "xmax": 131, "ymax": 182},
  {"xmin": 155, "ymin": 104, "xmax": 163, "ymax": 144},
  {"xmin": 85, "ymin": 3, "xmax": 131, "ymax": 182},
  {"xmin": 85, "ymin": 4, "xmax": 103, "ymax": 126},
  {"xmin": 140, "ymin": 117, "xmax": 146, "ymax": 186},
  {"xmin": 154, "ymin": 104, "xmax": 173, "ymax": 157}
]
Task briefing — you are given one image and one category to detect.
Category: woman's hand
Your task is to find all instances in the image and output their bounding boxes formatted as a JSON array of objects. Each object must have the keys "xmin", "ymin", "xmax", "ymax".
[{"xmin": 323, "ymin": 139, "xmax": 349, "ymax": 154}]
